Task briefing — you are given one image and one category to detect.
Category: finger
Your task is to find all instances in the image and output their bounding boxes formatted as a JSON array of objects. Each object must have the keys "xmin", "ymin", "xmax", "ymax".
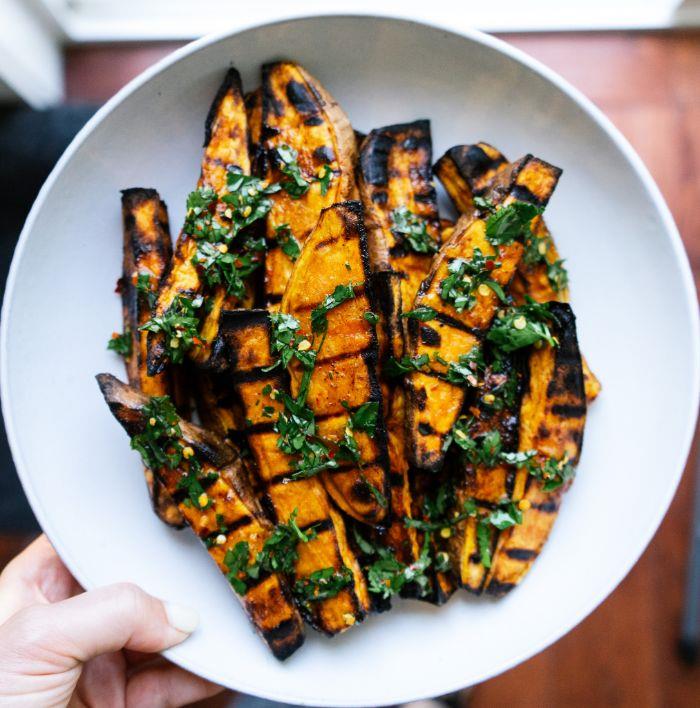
[
  {"xmin": 127, "ymin": 663, "xmax": 224, "ymax": 708},
  {"xmin": 0, "ymin": 535, "xmax": 80, "ymax": 624},
  {"xmin": 2, "ymin": 582, "xmax": 199, "ymax": 672}
]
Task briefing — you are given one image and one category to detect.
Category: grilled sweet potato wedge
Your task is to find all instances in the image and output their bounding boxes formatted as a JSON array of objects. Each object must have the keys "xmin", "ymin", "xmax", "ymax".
[
  {"xmin": 484, "ymin": 303, "xmax": 586, "ymax": 595},
  {"xmin": 96, "ymin": 373, "xmax": 305, "ymax": 660},
  {"xmin": 148, "ymin": 68, "xmax": 254, "ymax": 374},
  {"xmin": 281, "ymin": 201, "xmax": 390, "ymax": 525},
  {"xmin": 436, "ymin": 142, "xmax": 601, "ymax": 403},
  {"xmin": 406, "ymin": 155, "xmax": 562, "ymax": 472},
  {"xmin": 261, "ymin": 61, "xmax": 357, "ymax": 307},
  {"xmin": 446, "ymin": 356, "xmax": 523, "ymax": 593},
  {"xmin": 219, "ymin": 308, "xmax": 371, "ymax": 634},
  {"xmin": 358, "ymin": 121, "xmax": 451, "ymax": 593},
  {"xmin": 119, "ymin": 188, "xmax": 184, "ymax": 528},
  {"xmin": 435, "ymin": 143, "xmax": 509, "ymax": 215},
  {"xmin": 358, "ymin": 120, "xmax": 441, "ymax": 308}
]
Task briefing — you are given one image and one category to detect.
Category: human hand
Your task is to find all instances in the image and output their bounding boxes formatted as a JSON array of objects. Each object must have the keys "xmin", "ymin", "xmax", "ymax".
[{"xmin": 0, "ymin": 535, "xmax": 223, "ymax": 706}]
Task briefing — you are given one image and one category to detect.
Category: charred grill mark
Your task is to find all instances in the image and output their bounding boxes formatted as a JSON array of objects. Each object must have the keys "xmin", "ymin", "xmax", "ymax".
[
  {"xmin": 260, "ymin": 618, "xmax": 306, "ymax": 660},
  {"xmin": 286, "ymin": 80, "xmax": 320, "ymax": 115},
  {"xmin": 261, "ymin": 64, "xmax": 285, "ymax": 117},
  {"xmin": 510, "ymin": 184, "xmax": 540, "ymax": 206},
  {"xmin": 313, "ymin": 145, "xmax": 335, "ymax": 163},
  {"xmin": 371, "ymin": 191, "xmax": 388, "ymax": 204},
  {"xmin": 505, "ymin": 548, "xmax": 538, "ymax": 561},
  {"xmin": 414, "ymin": 387, "xmax": 427, "ymax": 411},
  {"xmin": 389, "ymin": 472, "xmax": 405, "ymax": 487},
  {"xmin": 201, "ymin": 514, "xmax": 253, "ymax": 540},
  {"xmin": 360, "ymin": 131, "xmax": 392, "ymax": 186},
  {"xmin": 531, "ymin": 500, "xmax": 560, "ymax": 513},
  {"xmin": 351, "ymin": 479, "xmax": 373, "ymax": 503},
  {"xmin": 300, "ymin": 518, "xmax": 334, "ymax": 535},
  {"xmin": 551, "ymin": 403, "xmax": 586, "ymax": 418},
  {"xmin": 304, "ymin": 115, "xmax": 323, "ymax": 126},
  {"xmin": 266, "ymin": 293, "xmax": 283, "ymax": 305},
  {"xmin": 452, "ymin": 144, "xmax": 508, "ymax": 186},
  {"xmin": 419, "ymin": 324, "xmax": 440, "ymax": 346},
  {"xmin": 433, "ymin": 310, "xmax": 484, "ymax": 338},
  {"xmin": 485, "ymin": 580, "xmax": 515, "ymax": 596},
  {"xmin": 417, "ymin": 422, "xmax": 434, "ymax": 436}
]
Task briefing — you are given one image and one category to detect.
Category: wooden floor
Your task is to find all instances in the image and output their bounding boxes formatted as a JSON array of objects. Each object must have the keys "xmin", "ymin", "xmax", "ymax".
[{"xmin": 5, "ymin": 30, "xmax": 697, "ymax": 707}]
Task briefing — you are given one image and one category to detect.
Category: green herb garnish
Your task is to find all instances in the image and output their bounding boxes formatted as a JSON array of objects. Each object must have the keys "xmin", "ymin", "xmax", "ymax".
[
  {"xmin": 139, "ymin": 294, "xmax": 204, "ymax": 364},
  {"xmin": 484, "ymin": 201, "xmax": 544, "ymax": 247},
  {"xmin": 294, "ymin": 566, "xmax": 352, "ymax": 606},
  {"xmin": 439, "ymin": 248, "xmax": 506, "ymax": 313},
  {"xmin": 310, "ymin": 283, "xmax": 355, "ymax": 334},
  {"xmin": 276, "ymin": 224, "xmax": 301, "ymax": 262},
  {"xmin": 107, "ymin": 330, "xmax": 131, "ymax": 357},
  {"xmin": 276, "ymin": 145, "xmax": 310, "ymax": 198},
  {"xmin": 401, "ymin": 306, "xmax": 437, "ymax": 322},
  {"xmin": 390, "ymin": 206, "xmax": 438, "ymax": 254},
  {"xmin": 487, "ymin": 297, "xmax": 558, "ymax": 353}
]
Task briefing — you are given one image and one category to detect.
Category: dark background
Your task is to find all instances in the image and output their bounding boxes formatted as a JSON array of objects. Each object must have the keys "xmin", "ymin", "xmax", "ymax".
[{"xmin": 0, "ymin": 31, "xmax": 699, "ymax": 706}]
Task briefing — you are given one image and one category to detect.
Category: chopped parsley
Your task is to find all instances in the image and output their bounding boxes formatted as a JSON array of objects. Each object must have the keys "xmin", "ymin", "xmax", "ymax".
[
  {"xmin": 487, "ymin": 298, "xmax": 558, "ymax": 353},
  {"xmin": 130, "ymin": 395, "xmax": 217, "ymax": 511},
  {"xmin": 401, "ymin": 306, "xmax": 437, "ymax": 322},
  {"xmin": 439, "ymin": 248, "xmax": 506, "ymax": 313},
  {"xmin": 501, "ymin": 451, "xmax": 575, "ymax": 491},
  {"xmin": 440, "ymin": 346, "xmax": 484, "ymax": 386},
  {"xmin": 310, "ymin": 283, "xmax": 356, "ymax": 334},
  {"xmin": 293, "ymin": 566, "xmax": 353, "ymax": 606},
  {"xmin": 383, "ymin": 354, "xmax": 430, "ymax": 377},
  {"xmin": 221, "ymin": 169, "xmax": 280, "ymax": 239},
  {"xmin": 266, "ymin": 312, "xmax": 317, "ymax": 371},
  {"xmin": 474, "ymin": 501, "xmax": 523, "ymax": 568},
  {"xmin": 483, "ymin": 200, "xmax": 544, "ymax": 248},
  {"xmin": 135, "ymin": 273, "xmax": 157, "ymax": 309},
  {"xmin": 355, "ymin": 527, "xmax": 434, "ymax": 600},
  {"xmin": 224, "ymin": 510, "xmax": 317, "ymax": 594},
  {"xmin": 390, "ymin": 206, "xmax": 438, "ymax": 254},
  {"xmin": 275, "ymin": 145, "xmax": 310, "ymax": 198},
  {"xmin": 363, "ymin": 311, "xmax": 379, "ymax": 325},
  {"xmin": 547, "ymin": 259, "xmax": 569, "ymax": 292},
  {"xmin": 130, "ymin": 395, "xmax": 183, "ymax": 470},
  {"xmin": 276, "ymin": 224, "xmax": 301, "ymax": 262},
  {"xmin": 139, "ymin": 294, "xmax": 204, "ymax": 364},
  {"xmin": 192, "ymin": 241, "xmax": 260, "ymax": 300},
  {"xmin": 107, "ymin": 330, "xmax": 131, "ymax": 357},
  {"xmin": 315, "ymin": 164, "xmax": 334, "ymax": 196}
]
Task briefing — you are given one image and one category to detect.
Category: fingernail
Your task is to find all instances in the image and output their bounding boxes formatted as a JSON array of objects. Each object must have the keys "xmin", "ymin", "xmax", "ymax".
[{"xmin": 164, "ymin": 601, "xmax": 200, "ymax": 634}]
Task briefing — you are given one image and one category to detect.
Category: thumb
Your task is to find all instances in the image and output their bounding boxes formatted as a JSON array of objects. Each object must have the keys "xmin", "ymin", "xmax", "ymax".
[{"xmin": 4, "ymin": 582, "xmax": 199, "ymax": 668}]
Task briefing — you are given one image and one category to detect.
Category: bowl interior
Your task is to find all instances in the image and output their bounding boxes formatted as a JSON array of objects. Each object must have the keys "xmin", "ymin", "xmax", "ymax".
[{"xmin": 2, "ymin": 15, "xmax": 697, "ymax": 707}]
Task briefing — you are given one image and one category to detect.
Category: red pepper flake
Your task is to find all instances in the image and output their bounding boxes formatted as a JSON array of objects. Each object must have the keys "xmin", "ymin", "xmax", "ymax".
[
  {"xmin": 192, "ymin": 337, "xmax": 203, "ymax": 346},
  {"xmin": 110, "ymin": 332, "xmax": 120, "ymax": 340},
  {"xmin": 485, "ymin": 260, "xmax": 496, "ymax": 271}
]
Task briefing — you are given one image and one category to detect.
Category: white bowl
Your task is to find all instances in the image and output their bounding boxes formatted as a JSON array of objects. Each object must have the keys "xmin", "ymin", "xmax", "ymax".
[{"xmin": 2, "ymin": 12, "xmax": 698, "ymax": 707}]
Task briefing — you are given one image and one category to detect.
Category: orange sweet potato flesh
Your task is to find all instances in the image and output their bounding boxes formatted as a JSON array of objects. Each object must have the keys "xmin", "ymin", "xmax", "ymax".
[
  {"xmin": 436, "ymin": 142, "xmax": 601, "ymax": 403},
  {"xmin": 120, "ymin": 188, "xmax": 184, "ymax": 528},
  {"xmin": 219, "ymin": 309, "xmax": 371, "ymax": 635},
  {"xmin": 281, "ymin": 201, "xmax": 390, "ymax": 526},
  {"xmin": 148, "ymin": 69, "xmax": 254, "ymax": 374},
  {"xmin": 261, "ymin": 61, "xmax": 357, "ymax": 308},
  {"xmin": 484, "ymin": 303, "xmax": 586, "ymax": 595},
  {"xmin": 405, "ymin": 156, "xmax": 562, "ymax": 471},
  {"xmin": 96, "ymin": 373, "xmax": 305, "ymax": 660}
]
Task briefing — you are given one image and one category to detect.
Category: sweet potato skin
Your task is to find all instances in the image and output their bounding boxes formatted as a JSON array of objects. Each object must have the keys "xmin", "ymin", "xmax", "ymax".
[
  {"xmin": 96, "ymin": 373, "xmax": 305, "ymax": 660},
  {"xmin": 219, "ymin": 309, "xmax": 371, "ymax": 635},
  {"xmin": 484, "ymin": 303, "xmax": 586, "ymax": 595},
  {"xmin": 120, "ymin": 188, "xmax": 185, "ymax": 528},
  {"xmin": 261, "ymin": 61, "xmax": 357, "ymax": 307}
]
